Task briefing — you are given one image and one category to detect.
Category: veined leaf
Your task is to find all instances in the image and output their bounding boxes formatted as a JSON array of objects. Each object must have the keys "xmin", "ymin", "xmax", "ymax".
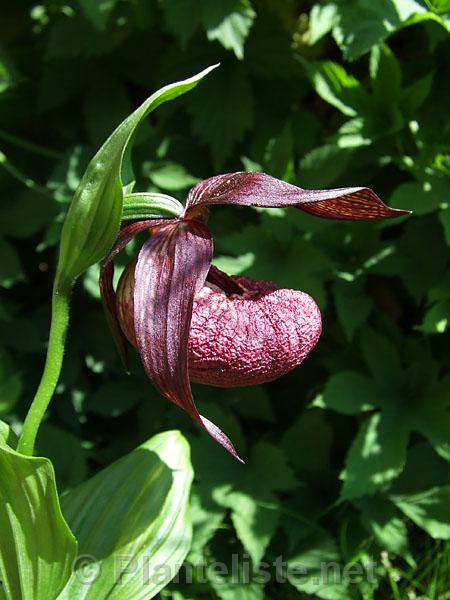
[
  {"xmin": 57, "ymin": 430, "xmax": 193, "ymax": 600},
  {"xmin": 0, "ymin": 440, "xmax": 77, "ymax": 600}
]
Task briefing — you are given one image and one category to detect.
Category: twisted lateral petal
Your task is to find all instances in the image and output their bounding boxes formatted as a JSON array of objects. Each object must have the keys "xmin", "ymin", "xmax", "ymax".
[
  {"xmin": 185, "ymin": 172, "xmax": 411, "ymax": 220},
  {"xmin": 133, "ymin": 220, "xmax": 244, "ymax": 463},
  {"xmin": 99, "ymin": 219, "xmax": 170, "ymax": 371}
]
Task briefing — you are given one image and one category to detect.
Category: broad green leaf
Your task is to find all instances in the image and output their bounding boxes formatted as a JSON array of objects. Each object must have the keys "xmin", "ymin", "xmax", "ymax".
[
  {"xmin": 390, "ymin": 442, "xmax": 450, "ymax": 495},
  {"xmin": 298, "ymin": 144, "xmax": 352, "ymax": 188},
  {"xmin": 389, "ymin": 181, "xmax": 442, "ymax": 216},
  {"xmin": 213, "ymin": 252, "xmax": 255, "ymax": 275},
  {"xmin": 331, "ymin": 0, "xmax": 450, "ymax": 59},
  {"xmin": 340, "ymin": 412, "xmax": 409, "ymax": 500},
  {"xmin": 57, "ymin": 64, "xmax": 218, "ymax": 286},
  {"xmin": 160, "ymin": 0, "xmax": 255, "ymax": 57},
  {"xmin": 303, "ymin": 60, "xmax": 371, "ymax": 117},
  {"xmin": 215, "ymin": 489, "xmax": 279, "ymax": 565},
  {"xmin": 390, "ymin": 486, "xmax": 450, "ymax": 539},
  {"xmin": 308, "ymin": 3, "xmax": 339, "ymax": 45},
  {"xmin": 358, "ymin": 496, "xmax": 413, "ymax": 561},
  {"xmin": 287, "ymin": 526, "xmax": 348, "ymax": 600},
  {"xmin": 186, "ymin": 64, "xmax": 253, "ymax": 168},
  {"xmin": 202, "ymin": 0, "xmax": 255, "ymax": 59},
  {"xmin": 313, "ymin": 371, "xmax": 377, "ymax": 415},
  {"xmin": 333, "ymin": 280, "xmax": 373, "ymax": 340},
  {"xmin": 142, "ymin": 160, "xmax": 200, "ymax": 191},
  {"xmin": 188, "ymin": 484, "xmax": 226, "ymax": 564},
  {"xmin": 0, "ymin": 441, "xmax": 77, "ymax": 600},
  {"xmin": 370, "ymin": 44, "xmax": 402, "ymax": 106},
  {"xmin": 57, "ymin": 430, "xmax": 193, "ymax": 600},
  {"xmin": 360, "ymin": 328, "xmax": 401, "ymax": 386}
]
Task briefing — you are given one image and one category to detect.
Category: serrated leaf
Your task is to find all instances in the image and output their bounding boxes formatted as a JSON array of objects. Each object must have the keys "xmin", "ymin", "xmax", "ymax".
[
  {"xmin": 390, "ymin": 486, "xmax": 450, "ymax": 539},
  {"xmin": 202, "ymin": 0, "xmax": 255, "ymax": 59},
  {"xmin": 287, "ymin": 527, "xmax": 348, "ymax": 600},
  {"xmin": 358, "ymin": 495, "xmax": 413, "ymax": 561},
  {"xmin": 340, "ymin": 412, "xmax": 409, "ymax": 500},
  {"xmin": 215, "ymin": 489, "xmax": 279, "ymax": 565},
  {"xmin": 186, "ymin": 65, "xmax": 253, "ymax": 168},
  {"xmin": 58, "ymin": 431, "xmax": 193, "ymax": 600},
  {"xmin": 313, "ymin": 371, "xmax": 377, "ymax": 415},
  {"xmin": 0, "ymin": 441, "xmax": 77, "ymax": 600},
  {"xmin": 334, "ymin": 280, "xmax": 373, "ymax": 340}
]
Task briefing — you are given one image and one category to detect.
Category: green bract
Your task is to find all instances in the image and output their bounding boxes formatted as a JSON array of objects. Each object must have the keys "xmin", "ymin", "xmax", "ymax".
[{"xmin": 56, "ymin": 64, "xmax": 218, "ymax": 288}]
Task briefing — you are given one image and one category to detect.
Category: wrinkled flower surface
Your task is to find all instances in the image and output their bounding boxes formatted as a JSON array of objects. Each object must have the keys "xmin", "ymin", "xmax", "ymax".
[
  {"xmin": 100, "ymin": 172, "xmax": 409, "ymax": 462},
  {"xmin": 117, "ymin": 261, "xmax": 322, "ymax": 387}
]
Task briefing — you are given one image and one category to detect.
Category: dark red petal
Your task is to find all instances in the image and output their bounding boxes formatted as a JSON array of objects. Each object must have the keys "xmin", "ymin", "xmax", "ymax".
[
  {"xmin": 185, "ymin": 172, "xmax": 411, "ymax": 221},
  {"xmin": 99, "ymin": 219, "xmax": 170, "ymax": 371},
  {"xmin": 133, "ymin": 220, "xmax": 244, "ymax": 463}
]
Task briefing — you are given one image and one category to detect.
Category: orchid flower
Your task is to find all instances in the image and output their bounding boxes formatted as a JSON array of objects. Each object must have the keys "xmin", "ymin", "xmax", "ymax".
[{"xmin": 99, "ymin": 172, "xmax": 409, "ymax": 462}]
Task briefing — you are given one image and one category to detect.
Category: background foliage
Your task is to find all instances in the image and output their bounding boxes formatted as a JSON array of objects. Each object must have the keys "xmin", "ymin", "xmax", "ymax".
[{"xmin": 1, "ymin": 0, "xmax": 450, "ymax": 598}]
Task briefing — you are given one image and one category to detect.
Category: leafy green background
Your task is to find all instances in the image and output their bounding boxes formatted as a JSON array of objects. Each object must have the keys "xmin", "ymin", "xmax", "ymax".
[{"xmin": 1, "ymin": 0, "xmax": 450, "ymax": 598}]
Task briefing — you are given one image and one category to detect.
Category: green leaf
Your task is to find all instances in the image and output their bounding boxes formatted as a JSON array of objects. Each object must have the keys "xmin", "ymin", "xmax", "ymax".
[
  {"xmin": 57, "ymin": 64, "xmax": 218, "ymax": 286},
  {"xmin": 331, "ymin": 0, "xmax": 446, "ymax": 60},
  {"xmin": 389, "ymin": 181, "xmax": 442, "ymax": 216},
  {"xmin": 360, "ymin": 328, "xmax": 401, "ymax": 386},
  {"xmin": 390, "ymin": 486, "xmax": 450, "ymax": 539},
  {"xmin": 0, "ymin": 441, "xmax": 77, "ymax": 600},
  {"xmin": 58, "ymin": 430, "xmax": 193, "ymax": 600},
  {"xmin": 333, "ymin": 280, "xmax": 373, "ymax": 340},
  {"xmin": 370, "ymin": 44, "xmax": 402, "ymax": 106},
  {"xmin": 308, "ymin": 3, "xmax": 339, "ymax": 45},
  {"xmin": 313, "ymin": 371, "xmax": 377, "ymax": 415},
  {"xmin": 186, "ymin": 64, "xmax": 253, "ymax": 168},
  {"xmin": 358, "ymin": 495, "xmax": 413, "ymax": 561},
  {"xmin": 303, "ymin": 60, "xmax": 371, "ymax": 117},
  {"xmin": 215, "ymin": 489, "xmax": 279, "ymax": 565},
  {"xmin": 340, "ymin": 412, "xmax": 409, "ymax": 500},
  {"xmin": 202, "ymin": 0, "xmax": 255, "ymax": 59},
  {"xmin": 142, "ymin": 160, "xmax": 200, "ymax": 191},
  {"xmin": 160, "ymin": 0, "xmax": 255, "ymax": 57},
  {"xmin": 287, "ymin": 526, "xmax": 348, "ymax": 600}
]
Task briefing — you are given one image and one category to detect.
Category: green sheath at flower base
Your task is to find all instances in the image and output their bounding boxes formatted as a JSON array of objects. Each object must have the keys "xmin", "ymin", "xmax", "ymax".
[
  {"xmin": 122, "ymin": 192, "xmax": 184, "ymax": 221},
  {"xmin": 55, "ymin": 64, "xmax": 219, "ymax": 288}
]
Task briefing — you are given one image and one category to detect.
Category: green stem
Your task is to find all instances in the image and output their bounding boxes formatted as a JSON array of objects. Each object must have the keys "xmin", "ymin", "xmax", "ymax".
[{"xmin": 17, "ymin": 279, "xmax": 72, "ymax": 456}]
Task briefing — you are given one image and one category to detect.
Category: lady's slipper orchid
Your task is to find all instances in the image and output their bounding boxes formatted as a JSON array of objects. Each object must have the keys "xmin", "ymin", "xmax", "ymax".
[{"xmin": 100, "ymin": 172, "xmax": 409, "ymax": 462}]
